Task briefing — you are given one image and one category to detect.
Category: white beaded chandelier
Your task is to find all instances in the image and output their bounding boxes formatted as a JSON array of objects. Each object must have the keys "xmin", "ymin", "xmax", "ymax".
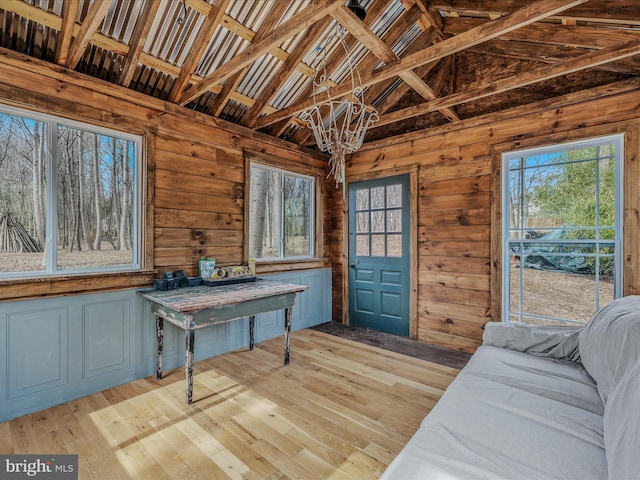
[{"xmin": 301, "ymin": 16, "xmax": 379, "ymax": 197}]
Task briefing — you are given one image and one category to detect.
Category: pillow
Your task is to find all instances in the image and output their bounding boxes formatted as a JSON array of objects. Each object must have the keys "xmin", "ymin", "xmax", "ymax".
[
  {"xmin": 578, "ymin": 295, "xmax": 640, "ymax": 405},
  {"xmin": 483, "ymin": 322, "xmax": 581, "ymax": 361}
]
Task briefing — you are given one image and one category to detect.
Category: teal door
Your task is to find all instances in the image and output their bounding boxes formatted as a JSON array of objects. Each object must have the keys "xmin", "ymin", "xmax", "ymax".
[{"xmin": 348, "ymin": 175, "xmax": 410, "ymax": 336}]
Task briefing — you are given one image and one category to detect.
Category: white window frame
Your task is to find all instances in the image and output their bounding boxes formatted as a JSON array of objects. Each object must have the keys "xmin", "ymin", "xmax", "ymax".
[
  {"xmin": 249, "ymin": 162, "xmax": 315, "ymax": 261},
  {"xmin": 501, "ymin": 134, "xmax": 623, "ymax": 324},
  {"xmin": 0, "ymin": 103, "xmax": 143, "ymax": 278}
]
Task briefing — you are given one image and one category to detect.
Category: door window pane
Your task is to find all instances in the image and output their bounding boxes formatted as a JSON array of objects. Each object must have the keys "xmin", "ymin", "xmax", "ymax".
[
  {"xmin": 387, "ymin": 209, "xmax": 402, "ymax": 232},
  {"xmin": 371, "ymin": 211, "xmax": 384, "ymax": 232},
  {"xmin": 356, "ymin": 212, "xmax": 369, "ymax": 233},
  {"xmin": 353, "ymin": 183, "xmax": 405, "ymax": 258},
  {"xmin": 371, "ymin": 186, "xmax": 385, "ymax": 209},
  {"xmin": 371, "ymin": 235, "xmax": 385, "ymax": 256},
  {"xmin": 356, "ymin": 188, "xmax": 369, "ymax": 210},
  {"xmin": 387, "ymin": 184, "xmax": 402, "ymax": 208},
  {"xmin": 387, "ymin": 234, "xmax": 402, "ymax": 257},
  {"xmin": 356, "ymin": 235, "xmax": 369, "ymax": 256}
]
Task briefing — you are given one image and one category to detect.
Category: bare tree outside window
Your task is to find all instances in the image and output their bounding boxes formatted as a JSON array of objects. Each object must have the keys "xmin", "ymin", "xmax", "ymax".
[
  {"xmin": 0, "ymin": 107, "xmax": 140, "ymax": 275},
  {"xmin": 55, "ymin": 125, "xmax": 136, "ymax": 270},
  {"xmin": 0, "ymin": 115, "xmax": 46, "ymax": 272},
  {"xmin": 249, "ymin": 164, "xmax": 313, "ymax": 260}
]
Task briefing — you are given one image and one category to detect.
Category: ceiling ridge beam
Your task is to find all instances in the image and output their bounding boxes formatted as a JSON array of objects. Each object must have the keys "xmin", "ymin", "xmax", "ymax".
[
  {"xmin": 255, "ymin": 0, "xmax": 588, "ymax": 129},
  {"xmin": 374, "ymin": 38, "xmax": 640, "ymax": 128},
  {"xmin": 412, "ymin": 0, "xmax": 446, "ymax": 37},
  {"xmin": 178, "ymin": 0, "xmax": 345, "ymax": 106}
]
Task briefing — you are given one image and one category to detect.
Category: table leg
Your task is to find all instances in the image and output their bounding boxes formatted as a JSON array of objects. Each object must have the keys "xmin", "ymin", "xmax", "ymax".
[
  {"xmin": 156, "ymin": 316, "xmax": 164, "ymax": 380},
  {"xmin": 185, "ymin": 329, "xmax": 195, "ymax": 405},
  {"xmin": 284, "ymin": 307, "xmax": 292, "ymax": 365},
  {"xmin": 249, "ymin": 315, "xmax": 255, "ymax": 350}
]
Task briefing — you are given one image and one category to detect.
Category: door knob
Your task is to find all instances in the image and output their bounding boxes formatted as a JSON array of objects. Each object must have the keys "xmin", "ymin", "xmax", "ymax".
[{"xmin": 349, "ymin": 263, "xmax": 356, "ymax": 268}]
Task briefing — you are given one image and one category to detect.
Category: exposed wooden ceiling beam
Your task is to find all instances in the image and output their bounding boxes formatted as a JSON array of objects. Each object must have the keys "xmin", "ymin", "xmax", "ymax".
[
  {"xmin": 430, "ymin": 0, "xmax": 640, "ymax": 26},
  {"xmin": 362, "ymin": 76, "xmax": 640, "ymax": 150},
  {"xmin": 291, "ymin": 1, "xmax": 428, "ymax": 145},
  {"xmin": 167, "ymin": 0, "xmax": 231, "ymax": 103},
  {"xmin": 207, "ymin": 1, "xmax": 290, "ymax": 117},
  {"xmin": 117, "ymin": 0, "xmax": 161, "ymax": 87},
  {"xmin": 398, "ymin": 72, "xmax": 458, "ymax": 121},
  {"xmin": 374, "ymin": 38, "xmax": 640, "ymax": 128},
  {"xmin": 412, "ymin": 0, "xmax": 446, "ymax": 37},
  {"xmin": 282, "ymin": 0, "xmax": 394, "ymax": 142},
  {"xmin": 467, "ymin": 39, "xmax": 640, "ymax": 75},
  {"xmin": 365, "ymin": 28, "xmax": 439, "ymax": 114},
  {"xmin": 331, "ymin": 5, "xmax": 458, "ymax": 121},
  {"xmin": 65, "ymin": 0, "xmax": 113, "ymax": 69},
  {"xmin": 3, "ymin": 0, "xmax": 61, "ymax": 29},
  {"xmin": 330, "ymin": 6, "xmax": 395, "ymax": 62},
  {"xmin": 444, "ymin": 17, "xmax": 640, "ymax": 74},
  {"xmin": 444, "ymin": 17, "xmax": 640, "ymax": 49},
  {"xmin": 55, "ymin": 0, "xmax": 79, "ymax": 66},
  {"xmin": 0, "ymin": 0, "xmax": 321, "ymax": 110},
  {"xmin": 256, "ymin": 0, "xmax": 588, "ymax": 129},
  {"xmin": 178, "ymin": 0, "xmax": 345, "ymax": 106},
  {"xmin": 241, "ymin": 16, "xmax": 333, "ymax": 129}
]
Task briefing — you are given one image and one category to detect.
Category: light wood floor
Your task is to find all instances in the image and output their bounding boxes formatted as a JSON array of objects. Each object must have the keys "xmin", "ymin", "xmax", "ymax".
[{"xmin": 0, "ymin": 329, "xmax": 460, "ymax": 479}]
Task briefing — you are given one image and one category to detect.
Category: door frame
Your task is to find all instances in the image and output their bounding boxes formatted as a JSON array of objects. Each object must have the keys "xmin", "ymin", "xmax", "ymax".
[{"xmin": 342, "ymin": 165, "xmax": 419, "ymax": 339}]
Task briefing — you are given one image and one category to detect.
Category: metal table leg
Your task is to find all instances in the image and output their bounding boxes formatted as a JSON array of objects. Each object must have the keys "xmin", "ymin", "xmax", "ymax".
[
  {"xmin": 284, "ymin": 307, "xmax": 292, "ymax": 365},
  {"xmin": 249, "ymin": 315, "xmax": 255, "ymax": 350},
  {"xmin": 156, "ymin": 316, "xmax": 164, "ymax": 380},
  {"xmin": 185, "ymin": 329, "xmax": 195, "ymax": 405}
]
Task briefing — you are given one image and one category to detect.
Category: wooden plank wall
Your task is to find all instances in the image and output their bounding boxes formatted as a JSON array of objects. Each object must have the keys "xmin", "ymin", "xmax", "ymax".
[
  {"xmin": 341, "ymin": 82, "xmax": 640, "ymax": 353},
  {"xmin": 0, "ymin": 49, "xmax": 332, "ymax": 299}
]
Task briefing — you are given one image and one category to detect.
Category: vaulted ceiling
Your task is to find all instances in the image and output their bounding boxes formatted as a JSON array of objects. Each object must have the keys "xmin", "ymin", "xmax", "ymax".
[{"xmin": 1, "ymin": 0, "xmax": 639, "ymax": 147}]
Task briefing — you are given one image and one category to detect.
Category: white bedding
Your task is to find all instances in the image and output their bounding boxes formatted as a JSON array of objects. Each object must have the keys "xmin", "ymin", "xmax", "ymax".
[{"xmin": 380, "ymin": 346, "xmax": 606, "ymax": 480}]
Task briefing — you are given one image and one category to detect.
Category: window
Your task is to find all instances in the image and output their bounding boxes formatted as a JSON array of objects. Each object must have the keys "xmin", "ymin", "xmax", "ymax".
[
  {"xmin": 0, "ymin": 104, "xmax": 141, "ymax": 277},
  {"xmin": 249, "ymin": 163, "xmax": 314, "ymax": 260},
  {"xmin": 502, "ymin": 135, "xmax": 623, "ymax": 325}
]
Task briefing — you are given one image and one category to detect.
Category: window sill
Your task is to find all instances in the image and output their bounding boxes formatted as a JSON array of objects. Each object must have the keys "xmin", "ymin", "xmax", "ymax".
[
  {"xmin": 0, "ymin": 270, "xmax": 157, "ymax": 302},
  {"xmin": 256, "ymin": 258, "xmax": 326, "ymax": 275}
]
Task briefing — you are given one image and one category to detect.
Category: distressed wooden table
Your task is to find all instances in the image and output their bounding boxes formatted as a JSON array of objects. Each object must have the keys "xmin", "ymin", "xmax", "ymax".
[{"xmin": 138, "ymin": 279, "xmax": 308, "ymax": 404}]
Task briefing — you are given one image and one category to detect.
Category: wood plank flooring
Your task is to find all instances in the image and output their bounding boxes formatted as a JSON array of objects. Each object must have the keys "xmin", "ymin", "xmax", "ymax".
[{"xmin": 1, "ymin": 329, "xmax": 460, "ymax": 479}]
